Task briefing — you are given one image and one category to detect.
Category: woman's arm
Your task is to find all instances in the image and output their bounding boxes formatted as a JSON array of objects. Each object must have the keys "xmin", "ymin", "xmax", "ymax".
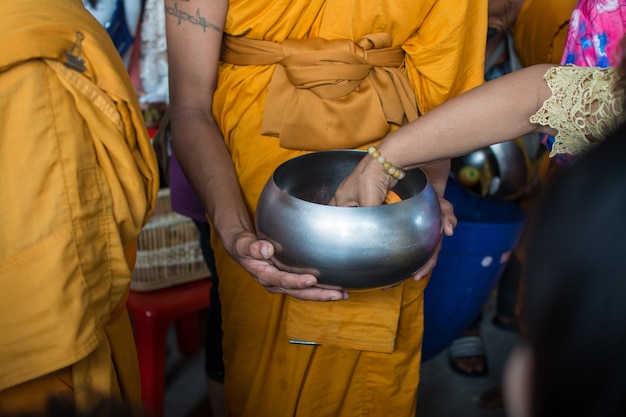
[
  {"xmin": 165, "ymin": 0, "xmax": 347, "ymax": 301},
  {"xmin": 332, "ymin": 64, "xmax": 557, "ymax": 208}
]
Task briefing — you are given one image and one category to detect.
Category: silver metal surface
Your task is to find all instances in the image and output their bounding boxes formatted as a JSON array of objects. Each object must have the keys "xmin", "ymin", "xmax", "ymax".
[
  {"xmin": 489, "ymin": 141, "xmax": 528, "ymax": 198},
  {"xmin": 450, "ymin": 141, "xmax": 528, "ymax": 200},
  {"xmin": 255, "ymin": 150, "xmax": 442, "ymax": 289}
]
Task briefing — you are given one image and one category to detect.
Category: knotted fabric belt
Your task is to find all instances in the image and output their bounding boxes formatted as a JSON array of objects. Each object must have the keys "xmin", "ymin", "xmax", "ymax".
[{"xmin": 222, "ymin": 33, "xmax": 418, "ymax": 150}]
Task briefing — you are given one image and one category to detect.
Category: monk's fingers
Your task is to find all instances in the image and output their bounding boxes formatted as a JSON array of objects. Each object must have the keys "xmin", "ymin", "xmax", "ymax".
[
  {"xmin": 241, "ymin": 257, "xmax": 347, "ymax": 301},
  {"xmin": 438, "ymin": 196, "xmax": 457, "ymax": 236},
  {"xmin": 265, "ymin": 285, "xmax": 349, "ymax": 302}
]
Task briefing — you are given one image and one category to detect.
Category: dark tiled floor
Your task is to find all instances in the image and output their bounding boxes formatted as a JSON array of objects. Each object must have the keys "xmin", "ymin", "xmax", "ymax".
[
  {"xmin": 416, "ymin": 306, "xmax": 521, "ymax": 417},
  {"xmin": 162, "ymin": 304, "xmax": 521, "ymax": 417},
  {"xmin": 162, "ymin": 311, "xmax": 213, "ymax": 417}
]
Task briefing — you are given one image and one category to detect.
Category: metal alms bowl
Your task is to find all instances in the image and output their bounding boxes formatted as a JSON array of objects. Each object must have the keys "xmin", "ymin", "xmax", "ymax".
[
  {"xmin": 450, "ymin": 141, "xmax": 529, "ymax": 200},
  {"xmin": 254, "ymin": 150, "xmax": 443, "ymax": 289}
]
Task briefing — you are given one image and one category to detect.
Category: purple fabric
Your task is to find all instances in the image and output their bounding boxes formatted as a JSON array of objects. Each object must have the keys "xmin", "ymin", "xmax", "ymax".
[{"xmin": 169, "ymin": 150, "xmax": 209, "ymax": 223}]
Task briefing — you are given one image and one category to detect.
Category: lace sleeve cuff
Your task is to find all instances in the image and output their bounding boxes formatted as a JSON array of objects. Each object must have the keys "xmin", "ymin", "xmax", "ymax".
[{"xmin": 529, "ymin": 65, "xmax": 625, "ymax": 158}]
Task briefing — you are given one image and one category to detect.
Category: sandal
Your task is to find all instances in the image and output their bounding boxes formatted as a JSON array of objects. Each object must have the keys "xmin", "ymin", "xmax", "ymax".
[{"xmin": 448, "ymin": 335, "xmax": 489, "ymax": 376}]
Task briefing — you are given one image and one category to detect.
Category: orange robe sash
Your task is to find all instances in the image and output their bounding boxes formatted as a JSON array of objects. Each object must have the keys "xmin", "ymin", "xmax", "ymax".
[{"xmin": 222, "ymin": 33, "xmax": 418, "ymax": 150}]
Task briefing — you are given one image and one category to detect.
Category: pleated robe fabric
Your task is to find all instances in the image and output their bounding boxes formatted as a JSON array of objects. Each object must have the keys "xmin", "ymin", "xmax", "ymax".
[
  {"xmin": 513, "ymin": 0, "xmax": 579, "ymax": 66},
  {"xmin": 211, "ymin": 1, "xmax": 487, "ymax": 416},
  {"xmin": 0, "ymin": 0, "xmax": 159, "ymax": 413}
]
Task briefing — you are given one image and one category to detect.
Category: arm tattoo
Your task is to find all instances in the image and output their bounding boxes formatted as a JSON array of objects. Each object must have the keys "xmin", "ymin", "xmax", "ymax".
[{"xmin": 165, "ymin": 1, "xmax": 223, "ymax": 33}]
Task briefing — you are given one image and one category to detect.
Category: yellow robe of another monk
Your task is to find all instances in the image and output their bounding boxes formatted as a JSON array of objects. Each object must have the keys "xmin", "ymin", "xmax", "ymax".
[
  {"xmin": 0, "ymin": 0, "xmax": 159, "ymax": 413},
  {"xmin": 209, "ymin": 1, "xmax": 487, "ymax": 416},
  {"xmin": 513, "ymin": 0, "xmax": 579, "ymax": 66}
]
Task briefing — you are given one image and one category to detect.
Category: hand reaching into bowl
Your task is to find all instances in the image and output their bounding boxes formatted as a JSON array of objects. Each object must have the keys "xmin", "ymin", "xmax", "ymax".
[
  {"xmin": 331, "ymin": 153, "xmax": 457, "ymax": 282},
  {"xmin": 330, "ymin": 152, "xmax": 396, "ymax": 207},
  {"xmin": 256, "ymin": 150, "xmax": 444, "ymax": 289}
]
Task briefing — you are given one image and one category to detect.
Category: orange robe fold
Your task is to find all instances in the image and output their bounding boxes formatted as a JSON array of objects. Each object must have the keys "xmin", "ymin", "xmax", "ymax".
[
  {"xmin": 211, "ymin": 1, "xmax": 487, "ymax": 416},
  {"xmin": 513, "ymin": 0, "xmax": 579, "ymax": 66},
  {"xmin": 0, "ymin": 0, "xmax": 159, "ymax": 413}
]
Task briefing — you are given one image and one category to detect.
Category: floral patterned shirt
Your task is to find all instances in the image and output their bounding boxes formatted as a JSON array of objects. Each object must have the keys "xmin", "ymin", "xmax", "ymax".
[{"xmin": 542, "ymin": 0, "xmax": 626, "ymax": 163}]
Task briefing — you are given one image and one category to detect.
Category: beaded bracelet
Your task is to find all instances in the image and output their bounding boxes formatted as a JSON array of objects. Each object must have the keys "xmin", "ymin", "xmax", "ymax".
[{"xmin": 367, "ymin": 146, "xmax": 406, "ymax": 180}]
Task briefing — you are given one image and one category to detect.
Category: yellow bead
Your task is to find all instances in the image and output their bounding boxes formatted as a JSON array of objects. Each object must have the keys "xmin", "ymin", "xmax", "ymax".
[{"xmin": 367, "ymin": 146, "xmax": 405, "ymax": 180}]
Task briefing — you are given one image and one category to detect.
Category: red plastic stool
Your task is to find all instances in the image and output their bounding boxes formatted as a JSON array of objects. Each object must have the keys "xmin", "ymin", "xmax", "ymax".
[{"xmin": 127, "ymin": 278, "xmax": 212, "ymax": 417}]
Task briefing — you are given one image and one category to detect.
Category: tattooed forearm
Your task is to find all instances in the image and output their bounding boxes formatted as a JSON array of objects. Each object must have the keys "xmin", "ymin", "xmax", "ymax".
[{"xmin": 165, "ymin": 2, "xmax": 222, "ymax": 33}]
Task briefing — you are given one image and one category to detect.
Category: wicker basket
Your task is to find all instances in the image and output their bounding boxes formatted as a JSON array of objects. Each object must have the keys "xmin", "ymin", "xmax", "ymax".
[{"xmin": 131, "ymin": 188, "xmax": 211, "ymax": 291}]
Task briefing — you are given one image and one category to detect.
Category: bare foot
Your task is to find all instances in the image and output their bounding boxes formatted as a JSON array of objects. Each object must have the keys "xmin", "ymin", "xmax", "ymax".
[
  {"xmin": 450, "ymin": 355, "xmax": 487, "ymax": 375},
  {"xmin": 448, "ymin": 331, "xmax": 488, "ymax": 376},
  {"xmin": 492, "ymin": 313, "xmax": 520, "ymax": 332}
]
